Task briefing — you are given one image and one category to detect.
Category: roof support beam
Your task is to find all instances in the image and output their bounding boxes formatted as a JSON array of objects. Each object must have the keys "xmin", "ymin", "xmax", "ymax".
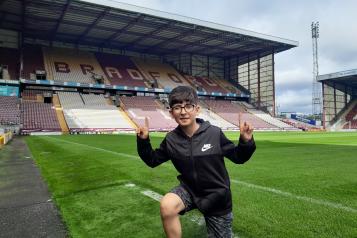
[
  {"xmin": 0, "ymin": 0, "xmax": 295, "ymax": 58},
  {"xmin": 213, "ymin": 36, "xmax": 248, "ymax": 48},
  {"xmin": 21, "ymin": 0, "xmax": 26, "ymax": 46},
  {"xmin": 24, "ymin": 29, "xmax": 170, "ymax": 46},
  {"xmin": 0, "ymin": 12, "xmax": 5, "ymax": 28},
  {"xmin": 120, "ymin": 21, "xmax": 175, "ymax": 49},
  {"xmin": 0, "ymin": 0, "xmax": 8, "ymax": 7},
  {"xmin": 22, "ymin": 0, "xmax": 26, "ymax": 29},
  {"xmin": 99, "ymin": 14, "xmax": 145, "ymax": 48},
  {"xmin": 75, "ymin": 8, "xmax": 110, "ymax": 44},
  {"xmin": 176, "ymin": 32, "xmax": 227, "ymax": 52},
  {"xmin": 21, "ymin": 13, "xmax": 167, "ymax": 35},
  {"xmin": 143, "ymin": 26, "xmax": 197, "ymax": 53},
  {"xmin": 52, "ymin": 0, "xmax": 71, "ymax": 42}
]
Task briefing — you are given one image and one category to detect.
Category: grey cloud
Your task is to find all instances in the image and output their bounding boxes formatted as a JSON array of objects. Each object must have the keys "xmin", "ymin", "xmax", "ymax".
[{"xmin": 276, "ymin": 89, "xmax": 312, "ymax": 113}]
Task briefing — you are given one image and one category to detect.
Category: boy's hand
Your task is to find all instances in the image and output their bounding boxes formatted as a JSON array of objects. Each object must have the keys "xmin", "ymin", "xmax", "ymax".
[
  {"xmin": 239, "ymin": 112, "xmax": 254, "ymax": 142},
  {"xmin": 136, "ymin": 117, "xmax": 149, "ymax": 139}
]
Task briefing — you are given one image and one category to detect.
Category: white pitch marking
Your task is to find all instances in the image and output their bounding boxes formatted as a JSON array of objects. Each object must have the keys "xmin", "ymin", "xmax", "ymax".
[
  {"xmin": 128, "ymin": 109, "xmax": 145, "ymax": 119},
  {"xmin": 125, "ymin": 184, "xmax": 206, "ymax": 227},
  {"xmin": 189, "ymin": 215, "xmax": 206, "ymax": 226},
  {"xmin": 44, "ymin": 136, "xmax": 171, "ymax": 168},
  {"xmin": 140, "ymin": 190, "xmax": 205, "ymax": 226},
  {"xmin": 44, "ymin": 136, "xmax": 356, "ymax": 214},
  {"xmin": 231, "ymin": 179, "xmax": 357, "ymax": 213},
  {"xmin": 44, "ymin": 136, "xmax": 139, "ymax": 160},
  {"xmin": 43, "ymin": 137, "xmax": 235, "ymax": 235},
  {"xmin": 141, "ymin": 190, "xmax": 163, "ymax": 202},
  {"xmin": 124, "ymin": 183, "xmax": 136, "ymax": 188}
]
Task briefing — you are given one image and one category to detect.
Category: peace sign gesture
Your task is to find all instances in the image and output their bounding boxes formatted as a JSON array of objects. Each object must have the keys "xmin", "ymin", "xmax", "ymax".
[
  {"xmin": 136, "ymin": 117, "xmax": 149, "ymax": 139},
  {"xmin": 239, "ymin": 112, "xmax": 254, "ymax": 142}
]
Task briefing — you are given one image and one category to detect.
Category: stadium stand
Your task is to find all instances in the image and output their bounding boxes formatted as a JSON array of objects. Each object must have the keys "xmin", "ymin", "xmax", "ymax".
[
  {"xmin": 22, "ymin": 46, "xmax": 46, "ymax": 80},
  {"xmin": 0, "ymin": 96, "xmax": 20, "ymax": 125},
  {"xmin": 43, "ymin": 47, "xmax": 107, "ymax": 84},
  {"xmin": 81, "ymin": 93, "xmax": 109, "ymax": 107},
  {"xmin": 120, "ymin": 96, "xmax": 177, "ymax": 130},
  {"xmin": 282, "ymin": 118, "xmax": 316, "ymax": 131},
  {"xmin": 0, "ymin": 0, "xmax": 304, "ymax": 136},
  {"xmin": 240, "ymin": 101, "xmax": 255, "ymax": 109},
  {"xmin": 0, "ymin": 47, "xmax": 19, "ymax": 80},
  {"xmin": 20, "ymin": 101, "xmax": 61, "ymax": 133},
  {"xmin": 326, "ymin": 99, "xmax": 357, "ymax": 130},
  {"xmin": 57, "ymin": 91, "xmax": 134, "ymax": 132},
  {"xmin": 184, "ymin": 75, "xmax": 228, "ymax": 94},
  {"xmin": 215, "ymin": 78, "xmax": 241, "ymax": 94},
  {"xmin": 197, "ymin": 105, "xmax": 237, "ymax": 130},
  {"xmin": 343, "ymin": 101, "xmax": 357, "ymax": 129},
  {"xmin": 95, "ymin": 53, "xmax": 149, "ymax": 87},
  {"xmin": 21, "ymin": 89, "xmax": 52, "ymax": 102},
  {"xmin": 247, "ymin": 108, "xmax": 296, "ymax": 130},
  {"xmin": 57, "ymin": 91, "xmax": 84, "ymax": 108},
  {"xmin": 203, "ymin": 99, "xmax": 278, "ymax": 129},
  {"xmin": 132, "ymin": 58, "xmax": 191, "ymax": 90}
]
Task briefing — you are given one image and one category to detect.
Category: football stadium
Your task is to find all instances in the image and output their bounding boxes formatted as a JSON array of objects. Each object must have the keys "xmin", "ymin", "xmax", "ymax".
[{"xmin": 0, "ymin": 0, "xmax": 356, "ymax": 237}]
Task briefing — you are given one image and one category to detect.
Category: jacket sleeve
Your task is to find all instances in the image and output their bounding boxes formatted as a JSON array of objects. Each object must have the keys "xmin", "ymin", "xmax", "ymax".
[
  {"xmin": 220, "ymin": 130, "xmax": 256, "ymax": 164},
  {"xmin": 137, "ymin": 136, "xmax": 170, "ymax": 168}
]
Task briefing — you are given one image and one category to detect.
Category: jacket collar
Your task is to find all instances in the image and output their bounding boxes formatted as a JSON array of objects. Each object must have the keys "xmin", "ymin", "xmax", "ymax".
[{"xmin": 174, "ymin": 118, "xmax": 210, "ymax": 138}]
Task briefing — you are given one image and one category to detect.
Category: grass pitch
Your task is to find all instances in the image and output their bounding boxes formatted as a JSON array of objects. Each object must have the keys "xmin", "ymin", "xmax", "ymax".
[{"xmin": 25, "ymin": 132, "xmax": 357, "ymax": 238}]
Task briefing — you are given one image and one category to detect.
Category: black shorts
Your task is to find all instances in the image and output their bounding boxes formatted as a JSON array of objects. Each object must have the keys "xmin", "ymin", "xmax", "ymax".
[{"xmin": 170, "ymin": 185, "xmax": 233, "ymax": 238}]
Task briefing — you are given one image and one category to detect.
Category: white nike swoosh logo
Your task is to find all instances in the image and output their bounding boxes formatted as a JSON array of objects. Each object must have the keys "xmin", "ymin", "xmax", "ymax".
[{"xmin": 201, "ymin": 146, "xmax": 213, "ymax": 152}]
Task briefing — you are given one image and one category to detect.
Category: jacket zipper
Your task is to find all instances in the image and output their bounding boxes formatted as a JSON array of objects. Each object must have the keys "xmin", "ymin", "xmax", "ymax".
[{"xmin": 190, "ymin": 137, "xmax": 198, "ymax": 192}]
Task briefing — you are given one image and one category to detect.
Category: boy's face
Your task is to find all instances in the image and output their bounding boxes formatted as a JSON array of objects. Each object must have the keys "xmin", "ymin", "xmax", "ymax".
[{"xmin": 170, "ymin": 101, "xmax": 200, "ymax": 127}]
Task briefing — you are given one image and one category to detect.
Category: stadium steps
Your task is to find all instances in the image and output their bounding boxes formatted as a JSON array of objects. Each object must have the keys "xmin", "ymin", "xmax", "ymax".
[
  {"xmin": 103, "ymin": 78, "xmax": 111, "ymax": 85},
  {"xmin": 36, "ymin": 94, "xmax": 44, "ymax": 103},
  {"xmin": 52, "ymin": 94, "xmax": 61, "ymax": 107},
  {"xmin": 114, "ymin": 98, "xmax": 138, "ymax": 129},
  {"xmin": 2, "ymin": 68, "xmax": 10, "ymax": 80},
  {"xmin": 106, "ymin": 98, "xmax": 114, "ymax": 105},
  {"xmin": 154, "ymin": 99, "xmax": 166, "ymax": 110},
  {"xmin": 119, "ymin": 107, "xmax": 137, "ymax": 129},
  {"xmin": 53, "ymin": 94, "xmax": 69, "ymax": 133},
  {"xmin": 247, "ymin": 108, "xmax": 294, "ymax": 129},
  {"xmin": 239, "ymin": 101, "xmax": 255, "ymax": 109},
  {"xmin": 212, "ymin": 78, "xmax": 232, "ymax": 93},
  {"xmin": 43, "ymin": 47, "xmax": 54, "ymax": 80},
  {"xmin": 54, "ymin": 108, "xmax": 69, "ymax": 133},
  {"xmin": 329, "ymin": 99, "xmax": 357, "ymax": 130},
  {"xmin": 199, "ymin": 100, "xmax": 210, "ymax": 109}
]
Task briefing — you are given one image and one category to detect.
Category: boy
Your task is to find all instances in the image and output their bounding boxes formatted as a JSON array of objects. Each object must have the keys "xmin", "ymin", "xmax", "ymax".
[{"xmin": 136, "ymin": 86, "xmax": 256, "ymax": 238}]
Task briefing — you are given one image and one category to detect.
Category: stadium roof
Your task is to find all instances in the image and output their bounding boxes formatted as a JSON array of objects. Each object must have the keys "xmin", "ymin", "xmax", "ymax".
[
  {"xmin": 0, "ymin": 0, "xmax": 298, "ymax": 58},
  {"xmin": 318, "ymin": 69, "xmax": 357, "ymax": 88}
]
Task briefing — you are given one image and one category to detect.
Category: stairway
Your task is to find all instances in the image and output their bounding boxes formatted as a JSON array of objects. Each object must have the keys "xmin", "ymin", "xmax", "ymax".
[{"xmin": 53, "ymin": 94, "xmax": 69, "ymax": 133}]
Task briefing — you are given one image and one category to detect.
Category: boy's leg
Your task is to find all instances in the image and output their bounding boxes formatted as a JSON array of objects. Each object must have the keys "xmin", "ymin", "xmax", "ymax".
[
  {"xmin": 160, "ymin": 193, "xmax": 185, "ymax": 238},
  {"xmin": 160, "ymin": 185, "xmax": 195, "ymax": 238},
  {"xmin": 204, "ymin": 212, "xmax": 233, "ymax": 238}
]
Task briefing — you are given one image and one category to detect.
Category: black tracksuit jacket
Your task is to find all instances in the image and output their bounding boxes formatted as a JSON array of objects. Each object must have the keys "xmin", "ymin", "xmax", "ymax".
[{"xmin": 137, "ymin": 118, "xmax": 256, "ymax": 216}]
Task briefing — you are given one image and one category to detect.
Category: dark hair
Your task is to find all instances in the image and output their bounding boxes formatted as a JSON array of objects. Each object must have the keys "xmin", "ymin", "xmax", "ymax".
[{"xmin": 169, "ymin": 86, "xmax": 198, "ymax": 107}]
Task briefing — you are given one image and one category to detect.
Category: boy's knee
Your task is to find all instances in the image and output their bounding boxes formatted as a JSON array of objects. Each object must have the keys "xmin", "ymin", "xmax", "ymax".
[{"xmin": 160, "ymin": 193, "xmax": 182, "ymax": 218}]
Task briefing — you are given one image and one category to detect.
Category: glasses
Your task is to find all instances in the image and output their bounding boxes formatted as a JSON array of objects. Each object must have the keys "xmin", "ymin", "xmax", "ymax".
[{"xmin": 171, "ymin": 104, "xmax": 196, "ymax": 114}]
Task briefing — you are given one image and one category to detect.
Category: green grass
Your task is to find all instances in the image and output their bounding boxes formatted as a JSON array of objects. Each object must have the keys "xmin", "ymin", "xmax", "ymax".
[{"xmin": 25, "ymin": 132, "xmax": 357, "ymax": 238}]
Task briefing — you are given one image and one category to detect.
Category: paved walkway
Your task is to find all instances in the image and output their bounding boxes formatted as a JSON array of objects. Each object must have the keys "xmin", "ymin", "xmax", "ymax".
[{"xmin": 0, "ymin": 137, "xmax": 67, "ymax": 238}]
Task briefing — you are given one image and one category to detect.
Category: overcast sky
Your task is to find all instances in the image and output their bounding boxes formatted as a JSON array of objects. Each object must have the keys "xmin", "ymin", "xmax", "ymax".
[{"xmin": 93, "ymin": 0, "xmax": 357, "ymax": 114}]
